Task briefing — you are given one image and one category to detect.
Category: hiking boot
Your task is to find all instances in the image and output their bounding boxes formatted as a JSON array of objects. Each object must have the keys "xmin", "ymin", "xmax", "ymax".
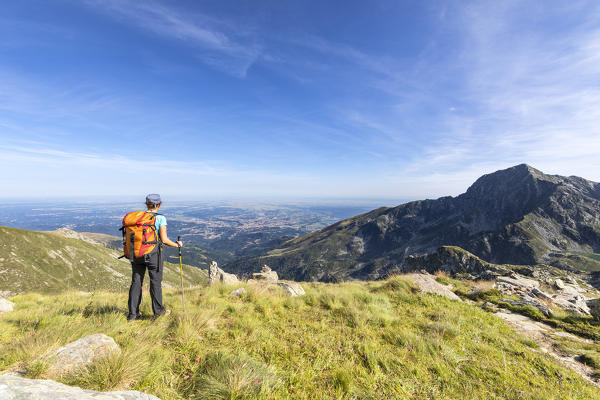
[
  {"xmin": 155, "ymin": 309, "xmax": 171, "ymax": 317},
  {"xmin": 127, "ymin": 315, "xmax": 137, "ymax": 322}
]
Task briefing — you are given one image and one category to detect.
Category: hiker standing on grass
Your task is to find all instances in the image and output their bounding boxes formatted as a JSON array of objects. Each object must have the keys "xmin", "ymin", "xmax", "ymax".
[{"xmin": 126, "ymin": 194, "xmax": 182, "ymax": 321}]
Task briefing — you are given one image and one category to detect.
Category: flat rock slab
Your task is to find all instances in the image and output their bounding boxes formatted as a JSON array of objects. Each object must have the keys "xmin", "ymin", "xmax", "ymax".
[
  {"xmin": 497, "ymin": 276, "xmax": 540, "ymax": 290},
  {"xmin": 0, "ymin": 374, "xmax": 160, "ymax": 399},
  {"xmin": 40, "ymin": 334, "xmax": 121, "ymax": 377},
  {"xmin": 403, "ymin": 273, "xmax": 462, "ymax": 301},
  {"xmin": 0, "ymin": 298, "xmax": 15, "ymax": 313}
]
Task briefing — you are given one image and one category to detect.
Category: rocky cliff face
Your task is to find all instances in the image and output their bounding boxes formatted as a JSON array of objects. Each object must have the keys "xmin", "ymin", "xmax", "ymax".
[{"xmin": 227, "ymin": 164, "xmax": 600, "ymax": 281}]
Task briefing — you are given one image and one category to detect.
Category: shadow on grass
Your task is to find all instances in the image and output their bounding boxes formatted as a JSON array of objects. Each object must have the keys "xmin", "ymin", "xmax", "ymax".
[{"xmin": 82, "ymin": 304, "xmax": 125, "ymax": 317}]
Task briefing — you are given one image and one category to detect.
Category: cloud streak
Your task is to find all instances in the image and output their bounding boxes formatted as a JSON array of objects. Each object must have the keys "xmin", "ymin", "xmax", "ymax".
[{"xmin": 83, "ymin": 0, "xmax": 261, "ymax": 77}]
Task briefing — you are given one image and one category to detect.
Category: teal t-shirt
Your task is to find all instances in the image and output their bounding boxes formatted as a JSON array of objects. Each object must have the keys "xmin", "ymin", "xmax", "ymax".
[{"xmin": 155, "ymin": 214, "xmax": 167, "ymax": 231}]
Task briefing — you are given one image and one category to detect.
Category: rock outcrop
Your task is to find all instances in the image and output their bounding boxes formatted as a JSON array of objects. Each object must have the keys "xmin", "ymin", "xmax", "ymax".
[
  {"xmin": 251, "ymin": 265, "xmax": 279, "ymax": 282},
  {"xmin": 0, "ymin": 374, "xmax": 159, "ymax": 399},
  {"xmin": 38, "ymin": 334, "xmax": 120, "ymax": 377},
  {"xmin": 0, "ymin": 298, "xmax": 15, "ymax": 313},
  {"xmin": 405, "ymin": 246, "xmax": 509, "ymax": 279},
  {"xmin": 244, "ymin": 265, "xmax": 305, "ymax": 297},
  {"xmin": 208, "ymin": 261, "xmax": 239, "ymax": 285},
  {"xmin": 494, "ymin": 272, "xmax": 593, "ymax": 316}
]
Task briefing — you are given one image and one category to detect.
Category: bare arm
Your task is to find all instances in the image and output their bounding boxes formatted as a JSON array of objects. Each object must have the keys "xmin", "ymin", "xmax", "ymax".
[{"xmin": 159, "ymin": 225, "xmax": 182, "ymax": 248}]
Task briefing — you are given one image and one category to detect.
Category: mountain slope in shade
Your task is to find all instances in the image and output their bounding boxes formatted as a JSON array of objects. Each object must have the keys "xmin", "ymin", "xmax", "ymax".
[
  {"xmin": 0, "ymin": 226, "xmax": 207, "ymax": 296},
  {"xmin": 227, "ymin": 164, "xmax": 600, "ymax": 281}
]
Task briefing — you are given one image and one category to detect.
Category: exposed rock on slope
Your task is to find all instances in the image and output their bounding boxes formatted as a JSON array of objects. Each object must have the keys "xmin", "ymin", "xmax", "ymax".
[
  {"xmin": 403, "ymin": 272, "xmax": 462, "ymax": 301},
  {"xmin": 208, "ymin": 261, "xmax": 239, "ymax": 284},
  {"xmin": 0, "ymin": 298, "xmax": 14, "ymax": 313},
  {"xmin": 227, "ymin": 164, "xmax": 600, "ymax": 281},
  {"xmin": 0, "ymin": 374, "xmax": 160, "ymax": 399}
]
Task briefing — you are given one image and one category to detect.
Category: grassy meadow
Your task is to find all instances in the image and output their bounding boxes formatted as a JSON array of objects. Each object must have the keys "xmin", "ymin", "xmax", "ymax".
[{"xmin": 1, "ymin": 277, "xmax": 599, "ymax": 399}]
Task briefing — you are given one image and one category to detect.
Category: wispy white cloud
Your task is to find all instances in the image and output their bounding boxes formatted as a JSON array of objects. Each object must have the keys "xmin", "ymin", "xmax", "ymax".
[
  {"xmin": 359, "ymin": 1, "xmax": 600, "ymax": 190},
  {"xmin": 82, "ymin": 0, "xmax": 261, "ymax": 77}
]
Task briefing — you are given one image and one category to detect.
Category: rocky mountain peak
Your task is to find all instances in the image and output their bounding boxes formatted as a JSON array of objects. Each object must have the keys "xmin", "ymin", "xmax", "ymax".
[{"xmin": 457, "ymin": 164, "xmax": 559, "ymax": 229}]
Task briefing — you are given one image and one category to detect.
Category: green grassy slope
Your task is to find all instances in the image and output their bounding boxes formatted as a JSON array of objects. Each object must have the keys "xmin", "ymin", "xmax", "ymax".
[
  {"xmin": 0, "ymin": 226, "xmax": 207, "ymax": 295},
  {"xmin": 1, "ymin": 279, "xmax": 598, "ymax": 399}
]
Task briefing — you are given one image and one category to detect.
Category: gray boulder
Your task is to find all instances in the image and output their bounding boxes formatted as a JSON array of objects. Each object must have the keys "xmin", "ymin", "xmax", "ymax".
[
  {"xmin": 277, "ymin": 282, "xmax": 306, "ymax": 297},
  {"xmin": 403, "ymin": 273, "xmax": 462, "ymax": 301},
  {"xmin": 0, "ymin": 298, "xmax": 15, "ymax": 313},
  {"xmin": 38, "ymin": 334, "xmax": 120, "ymax": 377},
  {"xmin": 208, "ymin": 261, "xmax": 239, "ymax": 285},
  {"xmin": 0, "ymin": 374, "xmax": 159, "ymax": 399}
]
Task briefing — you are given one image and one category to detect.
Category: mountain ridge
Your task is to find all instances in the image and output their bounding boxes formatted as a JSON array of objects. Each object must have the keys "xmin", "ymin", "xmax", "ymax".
[{"xmin": 226, "ymin": 164, "xmax": 600, "ymax": 281}]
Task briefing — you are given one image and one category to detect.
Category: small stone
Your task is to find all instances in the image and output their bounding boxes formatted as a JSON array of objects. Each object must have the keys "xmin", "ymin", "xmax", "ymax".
[
  {"xmin": 39, "ymin": 333, "xmax": 121, "ymax": 377},
  {"xmin": 229, "ymin": 288, "xmax": 246, "ymax": 297},
  {"xmin": 277, "ymin": 282, "xmax": 306, "ymax": 297},
  {"xmin": 0, "ymin": 298, "xmax": 15, "ymax": 313}
]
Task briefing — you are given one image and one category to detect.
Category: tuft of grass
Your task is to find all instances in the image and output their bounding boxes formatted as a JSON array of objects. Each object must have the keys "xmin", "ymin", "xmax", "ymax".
[
  {"xmin": 64, "ymin": 347, "xmax": 146, "ymax": 391},
  {"xmin": 181, "ymin": 351, "xmax": 280, "ymax": 400},
  {"xmin": 25, "ymin": 359, "xmax": 49, "ymax": 379},
  {"xmin": 331, "ymin": 368, "xmax": 351, "ymax": 394}
]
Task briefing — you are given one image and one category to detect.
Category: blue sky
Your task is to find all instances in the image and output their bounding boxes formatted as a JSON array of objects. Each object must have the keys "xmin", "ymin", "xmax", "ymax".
[{"xmin": 1, "ymin": 0, "xmax": 599, "ymax": 200}]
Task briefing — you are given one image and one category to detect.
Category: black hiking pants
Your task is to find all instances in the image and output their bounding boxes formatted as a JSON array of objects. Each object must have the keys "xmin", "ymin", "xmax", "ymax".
[{"xmin": 127, "ymin": 250, "xmax": 166, "ymax": 318}]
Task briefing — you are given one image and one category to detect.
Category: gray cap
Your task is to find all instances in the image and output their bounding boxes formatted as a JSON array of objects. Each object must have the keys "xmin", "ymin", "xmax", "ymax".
[{"xmin": 145, "ymin": 193, "xmax": 162, "ymax": 204}]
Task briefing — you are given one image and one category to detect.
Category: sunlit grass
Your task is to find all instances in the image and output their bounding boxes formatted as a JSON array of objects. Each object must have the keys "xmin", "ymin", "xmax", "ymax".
[{"xmin": 1, "ymin": 278, "xmax": 599, "ymax": 399}]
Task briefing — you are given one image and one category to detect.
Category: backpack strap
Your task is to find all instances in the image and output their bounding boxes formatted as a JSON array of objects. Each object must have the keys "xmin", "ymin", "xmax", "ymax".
[
  {"xmin": 117, "ymin": 226, "xmax": 127, "ymax": 259},
  {"xmin": 129, "ymin": 232, "xmax": 135, "ymax": 260}
]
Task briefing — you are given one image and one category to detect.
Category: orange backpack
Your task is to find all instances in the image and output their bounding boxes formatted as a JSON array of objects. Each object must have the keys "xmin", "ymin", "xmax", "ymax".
[{"xmin": 119, "ymin": 211, "xmax": 161, "ymax": 260}]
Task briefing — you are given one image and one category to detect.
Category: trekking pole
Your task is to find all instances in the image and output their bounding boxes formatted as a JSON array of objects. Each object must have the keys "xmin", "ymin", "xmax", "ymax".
[{"xmin": 177, "ymin": 236, "xmax": 185, "ymax": 313}]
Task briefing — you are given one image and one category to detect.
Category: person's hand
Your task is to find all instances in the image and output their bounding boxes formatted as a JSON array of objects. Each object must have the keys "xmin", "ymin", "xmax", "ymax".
[{"xmin": 176, "ymin": 241, "xmax": 183, "ymax": 248}]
